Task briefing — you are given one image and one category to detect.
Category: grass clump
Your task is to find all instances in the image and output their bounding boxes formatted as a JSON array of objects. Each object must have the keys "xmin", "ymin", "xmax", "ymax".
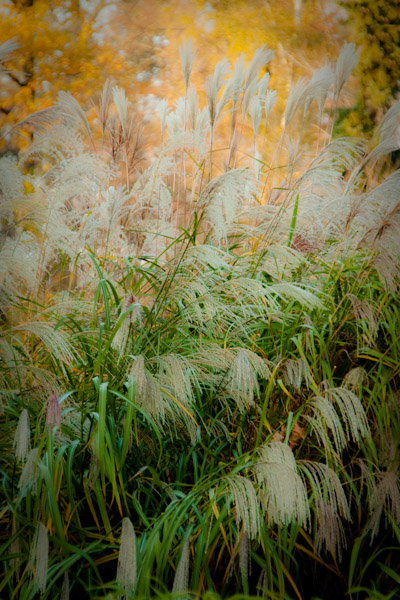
[{"xmin": 1, "ymin": 40, "xmax": 400, "ymax": 600}]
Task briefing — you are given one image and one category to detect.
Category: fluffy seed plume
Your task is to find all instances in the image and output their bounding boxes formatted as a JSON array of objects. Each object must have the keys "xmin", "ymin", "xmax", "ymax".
[
  {"xmin": 96, "ymin": 78, "xmax": 112, "ymax": 137},
  {"xmin": 283, "ymin": 358, "xmax": 311, "ymax": 391},
  {"xmin": 257, "ymin": 72, "xmax": 270, "ymax": 97},
  {"xmin": 299, "ymin": 460, "xmax": 351, "ymax": 560},
  {"xmin": 56, "ymin": 91, "xmax": 93, "ymax": 145},
  {"xmin": 117, "ymin": 517, "xmax": 137, "ymax": 597},
  {"xmin": 315, "ymin": 499, "xmax": 347, "ymax": 560},
  {"xmin": 244, "ymin": 45, "xmax": 274, "ymax": 88},
  {"xmin": 327, "ymin": 387, "xmax": 370, "ymax": 445},
  {"xmin": 18, "ymin": 447, "xmax": 40, "ymax": 494},
  {"xmin": 272, "ymin": 282, "xmax": 323, "ymax": 310},
  {"xmin": 157, "ymin": 353, "xmax": 196, "ymax": 407},
  {"xmin": 305, "ymin": 395, "xmax": 346, "ymax": 455},
  {"xmin": 347, "ymin": 293, "xmax": 378, "ymax": 341},
  {"xmin": 0, "ymin": 37, "xmax": 19, "ymax": 65},
  {"xmin": 179, "ymin": 38, "xmax": 196, "ymax": 92},
  {"xmin": 366, "ymin": 469, "xmax": 400, "ymax": 540},
  {"xmin": 113, "ymin": 86, "xmax": 129, "ymax": 139},
  {"xmin": 334, "ymin": 42, "xmax": 360, "ymax": 97},
  {"xmin": 13, "ymin": 409, "xmax": 31, "ymax": 463},
  {"xmin": 284, "ymin": 78, "xmax": 308, "ymax": 129},
  {"xmin": 255, "ymin": 442, "xmax": 309, "ymax": 527},
  {"xmin": 304, "ymin": 65, "xmax": 334, "ymax": 115},
  {"xmin": 376, "ymin": 99, "xmax": 400, "ymax": 143},
  {"xmin": 226, "ymin": 348, "xmax": 271, "ymax": 413},
  {"xmin": 46, "ymin": 394, "xmax": 61, "ymax": 429},
  {"xmin": 131, "ymin": 355, "xmax": 165, "ymax": 420},
  {"xmin": 248, "ymin": 96, "xmax": 262, "ymax": 139},
  {"xmin": 205, "ymin": 58, "xmax": 230, "ymax": 128},
  {"xmin": 342, "ymin": 367, "xmax": 367, "ymax": 393},
  {"xmin": 225, "ymin": 474, "xmax": 262, "ymax": 539},
  {"xmin": 172, "ymin": 539, "xmax": 190, "ymax": 597},
  {"xmin": 28, "ymin": 523, "xmax": 49, "ymax": 595}
]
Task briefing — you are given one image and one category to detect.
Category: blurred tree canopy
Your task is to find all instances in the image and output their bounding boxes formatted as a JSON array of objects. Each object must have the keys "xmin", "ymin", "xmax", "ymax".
[
  {"xmin": 151, "ymin": 0, "xmax": 343, "ymax": 95},
  {"xmin": 336, "ymin": 0, "xmax": 400, "ymax": 136},
  {"xmin": 129, "ymin": 0, "xmax": 347, "ymax": 156},
  {"xmin": 3, "ymin": 0, "xmax": 396, "ymax": 156},
  {"xmin": 0, "ymin": 0, "xmax": 153, "ymax": 153}
]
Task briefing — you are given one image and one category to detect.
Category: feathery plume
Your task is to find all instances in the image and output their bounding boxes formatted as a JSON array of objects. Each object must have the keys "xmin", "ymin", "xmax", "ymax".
[
  {"xmin": 283, "ymin": 358, "xmax": 311, "ymax": 391},
  {"xmin": 222, "ymin": 276, "xmax": 280, "ymax": 316},
  {"xmin": 242, "ymin": 78, "xmax": 258, "ymax": 120},
  {"xmin": 183, "ymin": 244, "xmax": 229, "ymax": 271},
  {"xmin": 376, "ymin": 99, "xmax": 400, "ymax": 143},
  {"xmin": 46, "ymin": 394, "xmax": 62, "ymax": 429},
  {"xmin": 255, "ymin": 442, "xmax": 309, "ymax": 527},
  {"xmin": 199, "ymin": 168, "xmax": 251, "ymax": 242},
  {"xmin": 366, "ymin": 469, "xmax": 400, "ymax": 540},
  {"xmin": 305, "ymin": 395, "xmax": 346, "ymax": 455},
  {"xmin": 303, "ymin": 65, "xmax": 334, "ymax": 115},
  {"xmin": 315, "ymin": 499, "xmax": 347, "ymax": 560},
  {"xmin": 0, "ymin": 155, "xmax": 25, "ymax": 205},
  {"xmin": 179, "ymin": 38, "xmax": 196, "ymax": 92},
  {"xmin": 285, "ymin": 136, "xmax": 301, "ymax": 170},
  {"xmin": 56, "ymin": 91, "xmax": 93, "ymax": 145},
  {"xmin": 172, "ymin": 539, "xmax": 190, "ymax": 597},
  {"xmin": 13, "ymin": 409, "xmax": 31, "ymax": 463},
  {"xmin": 299, "ymin": 461, "xmax": 350, "ymax": 560},
  {"xmin": 0, "ymin": 37, "xmax": 19, "ymax": 64},
  {"xmin": 117, "ymin": 517, "xmax": 137, "ymax": 597},
  {"xmin": 243, "ymin": 45, "xmax": 274, "ymax": 88},
  {"xmin": 28, "ymin": 523, "xmax": 49, "ymax": 595},
  {"xmin": 379, "ymin": 427, "xmax": 398, "ymax": 470},
  {"xmin": 172, "ymin": 278, "xmax": 221, "ymax": 327},
  {"xmin": 97, "ymin": 78, "xmax": 112, "ymax": 137},
  {"xmin": 226, "ymin": 348, "xmax": 270, "ymax": 412},
  {"xmin": 225, "ymin": 475, "xmax": 262, "ymax": 539},
  {"xmin": 259, "ymin": 244, "xmax": 306, "ymax": 280},
  {"xmin": 14, "ymin": 321, "xmax": 76, "ymax": 366},
  {"xmin": 18, "ymin": 447, "xmax": 40, "ymax": 494},
  {"xmin": 248, "ymin": 96, "xmax": 263, "ymax": 139},
  {"xmin": 284, "ymin": 78, "xmax": 308, "ymax": 129},
  {"xmin": 113, "ymin": 86, "xmax": 129, "ymax": 139},
  {"xmin": 363, "ymin": 137, "xmax": 400, "ymax": 171},
  {"xmin": 334, "ymin": 42, "xmax": 360, "ymax": 97},
  {"xmin": 327, "ymin": 387, "xmax": 370, "ymax": 445},
  {"xmin": 229, "ymin": 54, "xmax": 246, "ymax": 107},
  {"xmin": 257, "ymin": 72, "xmax": 270, "ymax": 97},
  {"xmin": 130, "ymin": 355, "xmax": 165, "ymax": 420},
  {"xmin": 342, "ymin": 367, "xmax": 367, "ymax": 393},
  {"xmin": 205, "ymin": 58, "xmax": 230, "ymax": 128},
  {"xmin": 187, "ymin": 85, "xmax": 199, "ymax": 130},
  {"xmin": 271, "ymin": 282, "xmax": 323, "ymax": 310},
  {"xmin": 157, "ymin": 353, "xmax": 196, "ymax": 407},
  {"xmin": 347, "ymin": 293, "xmax": 378, "ymax": 343}
]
